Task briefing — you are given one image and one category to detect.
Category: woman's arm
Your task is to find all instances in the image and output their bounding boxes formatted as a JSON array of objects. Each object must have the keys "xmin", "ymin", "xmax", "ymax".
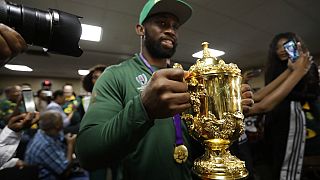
[
  {"xmin": 253, "ymin": 68, "xmax": 291, "ymax": 102},
  {"xmin": 248, "ymin": 52, "xmax": 311, "ymax": 116}
]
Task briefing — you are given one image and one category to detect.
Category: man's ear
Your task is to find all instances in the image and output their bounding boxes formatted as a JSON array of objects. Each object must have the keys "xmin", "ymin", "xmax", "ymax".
[{"xmin": 135, "ymin": 24, "xmax": 145, "ymax": 36}]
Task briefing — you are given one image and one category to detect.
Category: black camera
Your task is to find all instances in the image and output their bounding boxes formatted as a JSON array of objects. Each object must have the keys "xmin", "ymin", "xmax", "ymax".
[{"xmin": 0, "ymin": 0, "xmax": 83, "ymax": 57}]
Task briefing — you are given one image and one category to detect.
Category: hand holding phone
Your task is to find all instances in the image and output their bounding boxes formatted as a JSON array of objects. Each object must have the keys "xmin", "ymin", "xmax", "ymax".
[
  {"xmin": 287, "ymin": 43, "xmax": 312, "ymax": 74},
  {"xmin": 8, "ymin": 112, "xmax": 40, "ymax": 132},
  {"xmin": 283, "ymin": 40, "xmax": 299, "ymax": 62}
]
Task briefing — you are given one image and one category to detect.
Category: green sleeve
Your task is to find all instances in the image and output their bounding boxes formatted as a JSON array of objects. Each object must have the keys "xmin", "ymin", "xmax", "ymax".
[{"xmin": 75, "ymin": 67, "xmax": 154, "ymax": 170}]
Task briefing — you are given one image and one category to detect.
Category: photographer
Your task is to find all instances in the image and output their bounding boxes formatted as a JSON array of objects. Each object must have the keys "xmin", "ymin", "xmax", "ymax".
[{"xmin": 0, "ymin": 23, "xmax": 27, "ymax": 67}]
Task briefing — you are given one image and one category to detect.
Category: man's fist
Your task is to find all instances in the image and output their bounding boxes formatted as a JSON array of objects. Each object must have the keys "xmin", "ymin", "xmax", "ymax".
[{"xmin": 141, "ymin": 68, "xmax": 191, "ymax": 119}]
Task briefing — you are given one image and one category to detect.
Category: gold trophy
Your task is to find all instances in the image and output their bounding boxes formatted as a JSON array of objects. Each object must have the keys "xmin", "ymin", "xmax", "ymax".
[{"xmin": 174, "ymin": 42, "xmax": 248, "ymax": 179}]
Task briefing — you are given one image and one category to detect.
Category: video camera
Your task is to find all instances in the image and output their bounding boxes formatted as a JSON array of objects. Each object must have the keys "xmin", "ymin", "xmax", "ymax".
[{"xmin": 0, "ymin": 0, "xmax": 83, "ymax": 57}]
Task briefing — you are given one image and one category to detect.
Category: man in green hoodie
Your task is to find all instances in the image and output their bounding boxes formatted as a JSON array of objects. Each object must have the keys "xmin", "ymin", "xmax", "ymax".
[{"xmin": 76, "ymin": 0, "xmax": 254, "ymax": 180}]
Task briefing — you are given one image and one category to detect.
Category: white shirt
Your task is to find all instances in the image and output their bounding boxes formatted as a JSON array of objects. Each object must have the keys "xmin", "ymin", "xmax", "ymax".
[
  {"xmin": 0, "ymin": 126, "xmax": 21, "ymax": 169},
  {"xmin": 46, "ymin": 101, "xmax": 70, "ymax": 127}
]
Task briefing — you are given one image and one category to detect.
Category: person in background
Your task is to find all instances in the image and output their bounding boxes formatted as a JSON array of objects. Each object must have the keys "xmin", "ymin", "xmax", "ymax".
[
  {"xmin": 76, "ymin": 0, "xmax": 254, "ymax": 180},
  {"xmin": 301, "ymin": 63, "xmax": 320, "ymax": 122},
  {"xmin": 0, "ymin": 85, "xmax": 22, "ymax": 128},
  {"xmin": 0, "ymin": 97, "xmax": 40, "ymax": 170},
  {"xmin": 238, "ymin": 38, "xmax": 312, "ymax": 179},
  {"xmin": 81, "ymin": 64, "xmax": 107, "ymax": 112},
  {"xmin": 24, "ymin": 111, "xmax": 86, "ymax": 180},
  {"xmin": 62, "ymin": 84, "xmax": 84, "ymax": 134},
  {"xmin": 82, "ymin": 65, "xmax": 107, "ymax": 93},
  {"xmin": 35, "ymin": 89, "xmax": 50, "ymax": 114},
  {"xmin": 35, "ymin": 80, "xmax": 53, "ymax": 113},
  {"xmin": 41, "ymin": 80, "xmax": 52, "ymax": 92},
  {"xmin": 254, "ymin": 32, "xmax": 317, "ymax": 180},
  {"xmin": 46, "ymin": 90, "xmax": 73, "ymax": 128}
]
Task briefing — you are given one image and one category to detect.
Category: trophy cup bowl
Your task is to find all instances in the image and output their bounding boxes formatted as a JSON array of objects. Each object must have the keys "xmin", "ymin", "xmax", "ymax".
[{"xmin": 174, "ymin": 42, "xmax": 248, "ymax": 179}]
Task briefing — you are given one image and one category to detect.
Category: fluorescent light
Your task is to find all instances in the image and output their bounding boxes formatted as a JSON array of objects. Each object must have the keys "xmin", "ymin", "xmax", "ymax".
[
  {"xmin": 81, "ymin": 24, "xmax": 102, "ymax": 42},
  {"xmin": 192, "ymin": 49, "xmax": 225, "ymax": 59},
  {"xmin": 4, "ymin": 64, "xmax": 33, "ymax": 72},
  {"xmin": 78, "ymin": 69, "xmax": 89, "ymax": 76}
]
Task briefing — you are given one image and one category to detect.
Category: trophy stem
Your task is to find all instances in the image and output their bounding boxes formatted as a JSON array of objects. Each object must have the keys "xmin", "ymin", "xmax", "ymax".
[{"xmin": 193, "ymin": 139, "xmax": 248, "ymax": 180}]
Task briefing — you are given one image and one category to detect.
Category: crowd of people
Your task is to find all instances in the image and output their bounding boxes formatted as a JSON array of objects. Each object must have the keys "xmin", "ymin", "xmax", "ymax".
[
  {"xmin": 0, "ymin": 0, "xmax": 319, "ymax": 180},
  {"xmin": 0, "ymin": 61, "xmax": 107, "ymax": 179}
]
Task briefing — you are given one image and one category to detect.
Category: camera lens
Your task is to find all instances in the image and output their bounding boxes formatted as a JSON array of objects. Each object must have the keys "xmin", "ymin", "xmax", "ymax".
[{"xmin": 0, "ymin": 0, "xmax": 83, "ymax": 57}]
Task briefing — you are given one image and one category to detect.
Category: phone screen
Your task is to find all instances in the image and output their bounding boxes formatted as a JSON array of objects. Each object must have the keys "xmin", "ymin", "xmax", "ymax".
[
  {"xmin": 22, "ymin": 89, "xmax": 36, "ymax": 112},
  {"xmin": 283, "ymin": 40, "xmax": 299, "ymax": 62}
]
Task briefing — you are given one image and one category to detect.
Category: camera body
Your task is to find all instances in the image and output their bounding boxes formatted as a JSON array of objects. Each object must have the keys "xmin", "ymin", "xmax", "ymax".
[
  {"xmin": 0, "ymin": 0, "xmax": 83, "ymax": 57},
  {"xmin": 283, "ymin": 39, "xmax": 299, "ymax": 62}
]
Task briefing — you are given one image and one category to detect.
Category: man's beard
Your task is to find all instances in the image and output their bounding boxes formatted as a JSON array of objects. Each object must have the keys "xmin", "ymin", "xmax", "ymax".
[{"xmin": 144, "ymin": 30, "xmax": 177, "ymax": 59}]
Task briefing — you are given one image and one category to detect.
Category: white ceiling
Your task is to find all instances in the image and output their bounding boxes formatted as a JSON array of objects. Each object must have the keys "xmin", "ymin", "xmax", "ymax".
[{"xmin": 0, "ymin": 0, "xmax": 319, "ymax": 79}]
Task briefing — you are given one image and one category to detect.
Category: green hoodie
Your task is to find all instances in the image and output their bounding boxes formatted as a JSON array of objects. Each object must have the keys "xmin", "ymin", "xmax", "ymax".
[{"xmin": 76, "ymin": 54, "xmax": 202, "ymax": 180}]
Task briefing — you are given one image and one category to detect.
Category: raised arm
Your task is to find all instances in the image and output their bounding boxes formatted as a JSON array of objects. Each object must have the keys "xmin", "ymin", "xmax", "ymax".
[
  {"xmin": 0, "ymin": 112, "xmax": 39, "ymax": 168},
  {"xmin": 253, "ymin": 68, "xmax": 291, "ymax": 102},
  {"xmin": 247, "ymin": 51, "xmax": 311, "ymax": 116}
]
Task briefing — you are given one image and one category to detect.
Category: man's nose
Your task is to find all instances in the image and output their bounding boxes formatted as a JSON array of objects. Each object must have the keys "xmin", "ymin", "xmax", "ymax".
[{"xmin": 164, "ymin": 26, "xmax": 177, "ymax": 36}]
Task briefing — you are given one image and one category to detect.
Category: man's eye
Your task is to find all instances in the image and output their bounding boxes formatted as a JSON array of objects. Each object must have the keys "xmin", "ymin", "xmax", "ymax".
[
  {"xmin": 160, "ymin": 21, "xmax": 166, "ymax": 27},
  {"xmin": 173, "ymin": 24, "xmax": 179, "ymax": 30}
]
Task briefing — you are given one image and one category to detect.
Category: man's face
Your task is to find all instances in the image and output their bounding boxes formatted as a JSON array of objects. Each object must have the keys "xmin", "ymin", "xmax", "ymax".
[
  {"xmin": 92, "ymin": 70, "xmax": 102, "ymax": 85},
  {"xmin": 56, "ymin": 95, "xmax": 66, "ymax": 105},
  {"xmin": 143, "ymin": 13, "xmax": 180, "ymax": 59},
  {"xmin": 63, "ymin": 85, "xmax": 73, "ymax": 98},
  {"xmin": 8, "ymin": 85, "xmax": 21, "ymax": 103}
]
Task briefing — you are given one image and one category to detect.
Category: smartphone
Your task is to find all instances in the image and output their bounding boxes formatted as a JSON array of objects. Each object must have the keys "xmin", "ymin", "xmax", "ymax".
[
  {"xmin": 283, "ymin": 40, "xmax": 299, "ymax": 62},
  {"xmin": 22, "ymin": 88, "xmax": 36, "ymax": 112}
]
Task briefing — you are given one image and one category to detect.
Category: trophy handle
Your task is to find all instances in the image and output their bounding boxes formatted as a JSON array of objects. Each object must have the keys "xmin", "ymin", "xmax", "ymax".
[{"xmin": 172, "ymin": 63, "xmax": 201, "ymax": 113}]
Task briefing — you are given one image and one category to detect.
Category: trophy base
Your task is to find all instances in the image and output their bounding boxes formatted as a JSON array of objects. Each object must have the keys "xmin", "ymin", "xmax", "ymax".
[{"xmin": 193, "ymin": 149, "xmax": 248, "ymax": 180}]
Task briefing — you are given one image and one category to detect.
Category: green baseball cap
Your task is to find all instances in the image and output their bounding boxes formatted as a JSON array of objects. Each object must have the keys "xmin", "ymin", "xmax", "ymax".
[{"xmin": 139, "ymin": 0, "xmax": 192, "ymax": 25}]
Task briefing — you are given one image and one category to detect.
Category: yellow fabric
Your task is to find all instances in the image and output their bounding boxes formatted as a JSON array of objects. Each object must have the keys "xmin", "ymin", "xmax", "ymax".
[
  {"xmin": 65, "ymin": 95, "xmax": 76, "ymax": 101},
  {"xmin": 303, "ymin": 102, "xmax": 310, "ymax": 110}
]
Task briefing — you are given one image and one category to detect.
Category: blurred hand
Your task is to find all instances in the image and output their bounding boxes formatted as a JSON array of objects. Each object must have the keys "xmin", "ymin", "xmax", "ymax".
[
  {"xmin": 7, "ymin": 112, "xmax": 40, "ymax": 132},
  {"xmin": 141, "ymin": 68, "xmax": 191, "ymax": 119},
  {"xmin": 65, "ymin": 133, "xmax": 77, "ymax": 146},
  {"xmin": 0, "ymin": 24, "xmax": 27, "ymax": 66},
  {"xmin": 241, "ymin": 84, "xmax": 254, "ymax": 116}
]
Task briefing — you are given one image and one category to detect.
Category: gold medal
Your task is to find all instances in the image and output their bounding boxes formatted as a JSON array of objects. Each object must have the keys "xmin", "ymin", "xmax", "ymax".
[{"xmin": 173, "ymin": 144, "xmax": 188, "ymax": 163}]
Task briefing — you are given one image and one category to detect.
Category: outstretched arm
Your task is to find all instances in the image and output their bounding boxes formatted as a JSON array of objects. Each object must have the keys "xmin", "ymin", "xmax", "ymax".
[
  {"xmin": 247, "ymin": 50, "xmax": 311, "ymax": 116},
  {"xmin": 253, "ymin": 69, "xmax": 291, "ymax": 102},
  {"xmin": 0, "ymin": 112, "xmax": 39, "ymax": 168}
]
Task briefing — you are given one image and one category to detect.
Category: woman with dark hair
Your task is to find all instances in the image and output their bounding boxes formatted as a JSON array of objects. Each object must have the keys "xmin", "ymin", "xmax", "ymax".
[
  {"xmin": 261, "ymin": 32, "xmax": 319, "ymax": 180},
  {"xmin": 82, "ymin": 64, "xmax": 106, "ymax": 112},
  {"xmin": 82, "ymin": 65, "xmax": 107, "ymax": 93}
]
